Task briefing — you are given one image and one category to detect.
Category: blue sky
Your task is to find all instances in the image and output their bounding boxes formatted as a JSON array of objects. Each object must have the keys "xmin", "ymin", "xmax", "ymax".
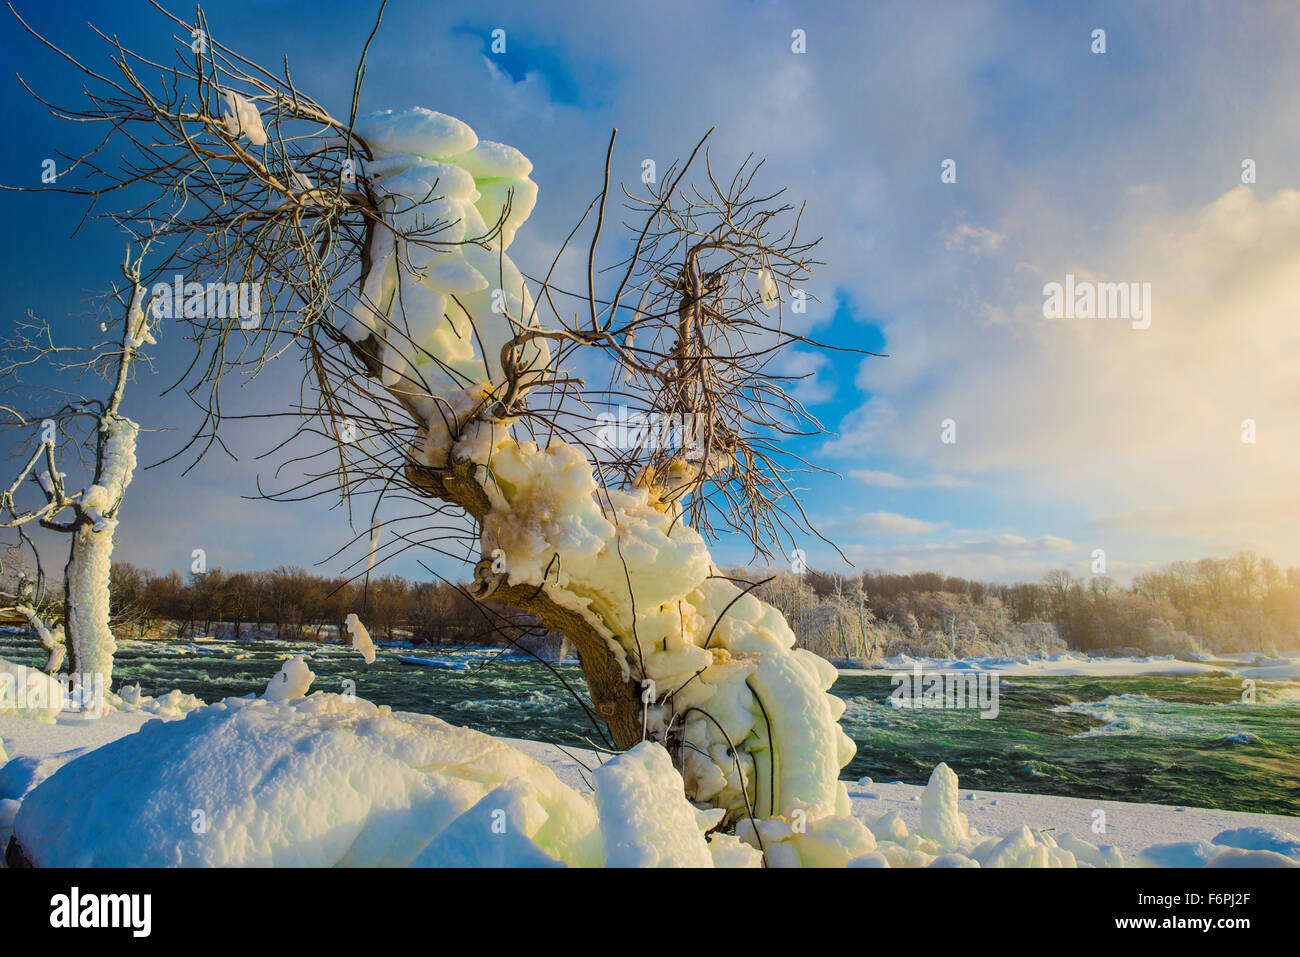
[{"xmin": 2, "ymin": 0, "xmax": 1298, "ymax": 585}]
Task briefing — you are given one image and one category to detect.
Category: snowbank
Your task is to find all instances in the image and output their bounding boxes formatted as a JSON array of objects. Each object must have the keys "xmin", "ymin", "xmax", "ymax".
[
  {"xmin": 6, "ymin": 694, "xmax": 771, "ymax": 867},
  {"xmin": 12, "ymin": 693, "xmax": 604, "ymax": 867},
  {"xmin": 7, "ymin": 691, "xmax": 1296, "ymax": 868}
]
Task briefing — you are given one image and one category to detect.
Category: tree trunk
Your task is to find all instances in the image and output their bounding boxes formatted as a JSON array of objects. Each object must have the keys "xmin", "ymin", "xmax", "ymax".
[{"xmin": 62, "ymin": 416, "xmax": 138, "ymax": 690}]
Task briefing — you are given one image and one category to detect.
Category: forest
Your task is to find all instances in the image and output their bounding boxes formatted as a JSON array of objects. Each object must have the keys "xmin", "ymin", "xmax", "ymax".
[{"xmin": 15, "ymin": 549, "xmax": 1288, "ymax": 661}]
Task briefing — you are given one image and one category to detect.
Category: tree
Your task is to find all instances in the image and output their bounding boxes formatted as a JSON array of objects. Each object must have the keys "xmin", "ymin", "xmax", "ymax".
[
  {"xmin": 0, "ymin": 246, "xmax": 156, "ymax": 685},
  {"xmin": 12, "ymin": 3, "xmax": 872, "ymax": 839}
]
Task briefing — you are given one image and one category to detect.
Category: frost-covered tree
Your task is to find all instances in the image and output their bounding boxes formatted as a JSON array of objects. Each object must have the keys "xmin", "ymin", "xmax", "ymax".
[
  {"xmin": 12, "ymin": 3, "xmax": 877, "ymax": 858},
  {"xmin": 0, "ymin": 247, "xmax": 155, "ymax": 685}
]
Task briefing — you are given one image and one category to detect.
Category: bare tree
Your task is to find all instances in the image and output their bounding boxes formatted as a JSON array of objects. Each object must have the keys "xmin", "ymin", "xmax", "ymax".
[
  {"xmin": 0, "ymin": 245, "xmax": 157, "ymax": 685},
  {"xmin": 8, "ymin": 2, "xmax": 873, "ymax": 839}
]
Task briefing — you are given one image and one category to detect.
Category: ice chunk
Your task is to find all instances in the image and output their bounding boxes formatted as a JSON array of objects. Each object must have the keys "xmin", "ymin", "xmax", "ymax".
[
  {"xmin": 708, "ymin": 831, "xmax": 763, "ymax": 867},
  {"xmin": 919, "ymin": 762, "xmax": 968, "ymax": 845},
  {"xmin": 345, "ymin": 614, "xmax": 375, "ymax": 664},
  {"xmin": 263, "ymin": 655, "xmax": 314, "ymax": 700}
]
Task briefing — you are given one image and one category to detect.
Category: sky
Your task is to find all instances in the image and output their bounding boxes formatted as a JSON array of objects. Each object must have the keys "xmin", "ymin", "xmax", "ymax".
[{"xmin": 1, "ymin": 0, "xmax": 1297, "ymax": 587}]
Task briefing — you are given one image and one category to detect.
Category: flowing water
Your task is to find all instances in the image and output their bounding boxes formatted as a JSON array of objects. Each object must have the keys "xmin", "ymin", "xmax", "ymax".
[{"xmin": 4, "ymin": 632, "xmax": 1297, "ymax": 816}]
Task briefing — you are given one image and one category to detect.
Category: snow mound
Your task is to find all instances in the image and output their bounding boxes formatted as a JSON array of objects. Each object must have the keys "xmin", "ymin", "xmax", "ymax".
[
  {"xmin": 13, "ymin": 693, "xmax": 603, "ymax": 867},
  {"xmin": 1211, "ymin": 826, "xmax": 1300, "ymax": 860},
  {"xmin": 592, "ymin": 741, "xmax": 714, "ymax": 867}
]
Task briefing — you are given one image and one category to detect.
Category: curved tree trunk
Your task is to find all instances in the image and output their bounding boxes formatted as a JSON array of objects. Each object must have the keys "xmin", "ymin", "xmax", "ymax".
[{"xmin": 407, "ymin": 456, "xmax": 645, "ymax": 748}]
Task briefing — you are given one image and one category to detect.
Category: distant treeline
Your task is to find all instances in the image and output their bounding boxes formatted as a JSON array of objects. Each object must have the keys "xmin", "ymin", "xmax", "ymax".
[
  {"xmin": 105, "ymin": 564, "xmax": 498, "ymax": 646},
  {"xmin": 33, "ymin": 550, "xmax": 1300, "ymax": 660},
  {"xmin": 750, "ymin": 551, "xmax": 1300, "ymax": 660}
]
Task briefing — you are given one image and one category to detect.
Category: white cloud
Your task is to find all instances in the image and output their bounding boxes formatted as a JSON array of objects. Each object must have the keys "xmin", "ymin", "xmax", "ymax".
[
  {"xmin": 842, "ymin": 511, "xmax": 943, "ymax": 535},
  {"xmin": 850, "ymin": 469, "xmax": 970, "ymax": 488},
  {"xmin": 944, "ymin": 221, "xmax": 1005, "ymax": 255},
  {"xmin": 839, "ymin": 533, "xmax": 1079, "ymax": 583},
  {"xmin": 827, "ymin": 185, "xmax": 1300, "ymax": 564}
]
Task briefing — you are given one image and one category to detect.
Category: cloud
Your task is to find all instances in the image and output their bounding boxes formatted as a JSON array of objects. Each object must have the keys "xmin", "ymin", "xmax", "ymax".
[
  {"xmin": 780, "ymin": 349, "xmax": 836, "ymax": 405},
  {"xmin": 944, "ymin": 222, "xmax": 1005, "ymax": 255},
  {"xmin": 850, "ymin": 469, "xmax": 971, "ymax": 488},
  {"xmin": 838, "ymin": 533, "xmax": 1079, "ymax": 583},
  {"xmin": 827, "ymin": 185, "xmax": 1300, "ymax": 565},
  {"xmin": 841, "ymin": 511, "xmax": 943, "ymax": 535}
]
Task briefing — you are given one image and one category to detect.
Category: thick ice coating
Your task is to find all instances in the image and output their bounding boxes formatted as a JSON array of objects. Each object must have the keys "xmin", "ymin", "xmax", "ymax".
[{"xmin": 345, "ymin": 108, "xmax": 548, "ymax": 408}]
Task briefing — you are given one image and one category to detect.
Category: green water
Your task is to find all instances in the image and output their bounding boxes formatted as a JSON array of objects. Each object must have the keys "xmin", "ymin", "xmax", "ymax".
[
  {"xmin": 836, "ymin": 674, "xmax": 1300, "ymax": 816},
  {"xmin": 4, "ymin": 633, "xmax": 1298, "ymax": 816}
]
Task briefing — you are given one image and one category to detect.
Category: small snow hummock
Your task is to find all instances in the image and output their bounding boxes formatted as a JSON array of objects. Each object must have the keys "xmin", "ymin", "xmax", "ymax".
[
  {"xmin": 263, "ymin": 656, "xmax": 314, "ymax": 701},
  {"xmin": 345, "ymin": 614, "xmax": 376, "ymax": 664}
]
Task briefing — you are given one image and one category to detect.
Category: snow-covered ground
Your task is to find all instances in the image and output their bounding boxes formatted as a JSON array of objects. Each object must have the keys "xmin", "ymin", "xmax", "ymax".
[
  {"xmin": 507, "ymin": 737, "xmax": 1300, "ymax": 865},
  {"xmin": 5, "ymin": 663, "xmax": 1298, "ymax": 868},
  {"xmin": 840, "ymin": 649, "xmax": 1300, "ymax": 679}
]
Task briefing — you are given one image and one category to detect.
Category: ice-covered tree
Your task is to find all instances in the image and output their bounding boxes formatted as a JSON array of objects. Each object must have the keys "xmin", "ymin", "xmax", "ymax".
[
  {"xmin": 11, "ymin": 3, "xmax": 876, "ymax": 858},
  {"xmin": 0, "ymin": 247, "xmax": 155, "ymax": 685}
]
